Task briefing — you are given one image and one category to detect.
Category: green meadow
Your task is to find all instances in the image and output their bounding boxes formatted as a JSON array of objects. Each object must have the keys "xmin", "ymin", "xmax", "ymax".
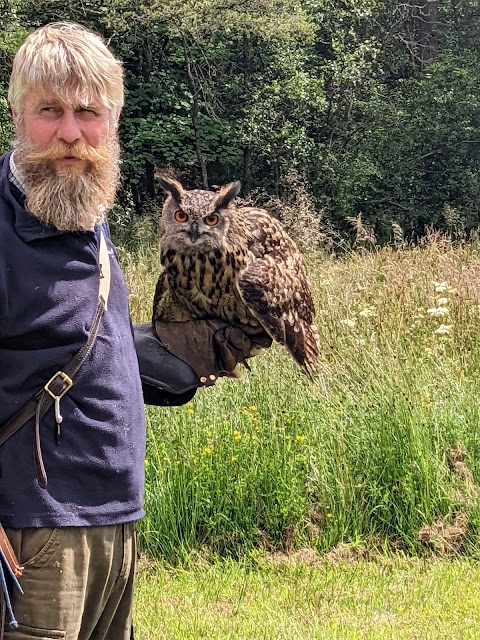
[
  {"xmin": 123, "ymin": 236, "xmax": 480, "ymax": 637},
  {"xmin": 124, "ymin": 236, "xmax": 480, "ymax": 564}
]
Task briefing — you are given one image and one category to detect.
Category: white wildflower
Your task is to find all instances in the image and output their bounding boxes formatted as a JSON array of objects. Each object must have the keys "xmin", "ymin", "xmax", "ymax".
[
  {"xmin": 341, "ymin": 318, "xmax": 356, "ymax": 328},
  {"xmin": 434, "ymin": 324, "xmax": 452, "ymax": 336},
  {"xmin": 358, "ymin": 307, "xmax": 376, "ymax": 318},
  {"xmin": 434, "ymin": 281, "xmax": 448, "ymax": 293},
  {"xmin": 437, "ymin": 297, "xmax": 448, "ymax": 306},
  {"xmin": 427, "ymin": 307, "xmax": 449, "ymax": 318}
]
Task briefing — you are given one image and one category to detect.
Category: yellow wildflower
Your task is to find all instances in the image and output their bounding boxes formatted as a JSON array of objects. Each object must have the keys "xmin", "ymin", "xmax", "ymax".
[
  {"xmin": 203, "ymin": 447, "xmax": 212, "ymax": 455},
  {"xmin": 295, "ymin": 435, "xmax": 305, "ymax": 442},
  {"xmin": 249, "ymin": 405, "xmax": 257, "ymax": 412},
  {"xmin": 326, "ymin": 513, "xmax": 333, "ymax": 519},
  {"xmin": 231, "ymin": 456, "xmax": 238, "ymax": 462}
]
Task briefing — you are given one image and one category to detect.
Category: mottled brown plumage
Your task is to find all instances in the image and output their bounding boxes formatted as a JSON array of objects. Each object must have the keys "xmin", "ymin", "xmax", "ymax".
[{"xmin": 152, "ymin": 177, "xmax": 319, "ymax": 376}]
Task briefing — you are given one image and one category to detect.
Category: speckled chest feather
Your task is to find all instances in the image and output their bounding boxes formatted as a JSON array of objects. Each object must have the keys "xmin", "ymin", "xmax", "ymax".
[{"xmin": 161, "ymin": 244, "xmax": 260, "ymax": 327}]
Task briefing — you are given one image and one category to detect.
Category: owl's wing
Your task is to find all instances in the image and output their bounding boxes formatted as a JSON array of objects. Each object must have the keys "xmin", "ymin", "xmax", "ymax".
[
  {"xmin": 152, "ymin": 271, "xmax": 192, "ymax": 322},
  {"xmin": 236, "ymin": 209, "xmax": 319, "ymax": 376}
]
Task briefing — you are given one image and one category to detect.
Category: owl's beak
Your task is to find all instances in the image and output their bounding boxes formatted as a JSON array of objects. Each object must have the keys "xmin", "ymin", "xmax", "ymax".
[{"xmin": 190, "ymin": 221, "xmax": 200, "ymax": 243}]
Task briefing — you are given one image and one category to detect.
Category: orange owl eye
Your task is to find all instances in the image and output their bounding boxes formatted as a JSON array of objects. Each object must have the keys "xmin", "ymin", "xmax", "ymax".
[
  {"xmin": 174, "ymin": 210, "xmax": 188, "ymax": 223},
  {"xmin": 204, "ymin": 213, "xmax": 219, "ymax": 226}
]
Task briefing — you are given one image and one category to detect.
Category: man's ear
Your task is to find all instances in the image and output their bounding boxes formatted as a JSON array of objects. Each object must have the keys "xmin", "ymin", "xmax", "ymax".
[
  {"xmin": 11, "ymin": 107, "xmax": 20, "ymax": 126},
  {"xmin": 110, "ymin": 107, "xmax": 122, "ymax": 130}
]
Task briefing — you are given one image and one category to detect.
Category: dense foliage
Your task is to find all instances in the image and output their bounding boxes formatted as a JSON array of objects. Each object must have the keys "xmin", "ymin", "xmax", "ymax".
[{"xmin": 1, "ymin": 0, "xmax": 480, "ymax": 243}]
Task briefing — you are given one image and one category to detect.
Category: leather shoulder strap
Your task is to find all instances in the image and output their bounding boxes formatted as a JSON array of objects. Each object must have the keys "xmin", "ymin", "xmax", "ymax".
[
  {"xmin": 98, "ymin": 228, "xmax": 111, "ymax": 310},
  {"xmin": 0, "ymin": 228, "xmax": 112, "ymax": 484}
]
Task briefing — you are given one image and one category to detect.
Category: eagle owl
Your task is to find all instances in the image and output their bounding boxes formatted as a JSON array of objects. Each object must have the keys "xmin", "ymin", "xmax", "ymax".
[{"xmin": 152, "ymin": 177, "xmax": 319, "ymax": 376}]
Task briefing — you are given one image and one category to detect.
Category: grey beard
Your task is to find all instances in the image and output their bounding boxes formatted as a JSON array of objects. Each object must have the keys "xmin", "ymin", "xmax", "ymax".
[{"xmin": 13, "ymin": 136, "xmax": 120, "ymax": 232}]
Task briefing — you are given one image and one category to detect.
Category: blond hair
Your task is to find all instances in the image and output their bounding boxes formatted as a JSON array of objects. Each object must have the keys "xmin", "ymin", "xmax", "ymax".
[{"xmin": 9, "ymin": 22, "xmax": 124, "ymax": 117}]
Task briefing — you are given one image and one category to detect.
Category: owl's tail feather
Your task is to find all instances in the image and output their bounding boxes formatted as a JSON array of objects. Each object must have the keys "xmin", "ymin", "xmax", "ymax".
[
  {"xmin": 284, "ymin": 322, "xmax": 319, "ymax": 379},
  {"xmin": 300, "ymin": 341, "xmax": 320, "ymax": 380}
]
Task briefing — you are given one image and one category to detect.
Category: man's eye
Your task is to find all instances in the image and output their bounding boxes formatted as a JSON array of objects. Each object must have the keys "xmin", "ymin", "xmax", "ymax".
[{"xmin": 77, "ymin": 108, "xmax": 97, "ymax": 116}]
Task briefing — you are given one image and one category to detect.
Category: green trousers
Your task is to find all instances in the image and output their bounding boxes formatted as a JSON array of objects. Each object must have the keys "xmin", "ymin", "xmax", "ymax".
[{"xmin": 3, "ymin": 523, "xmax": 135, "ymax": 640}]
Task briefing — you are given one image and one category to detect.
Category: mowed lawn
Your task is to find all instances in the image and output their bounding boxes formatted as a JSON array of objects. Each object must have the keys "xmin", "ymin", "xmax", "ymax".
[{"xmin": 133, "ymin": 556, "xmax": 480, "ymax": 639}]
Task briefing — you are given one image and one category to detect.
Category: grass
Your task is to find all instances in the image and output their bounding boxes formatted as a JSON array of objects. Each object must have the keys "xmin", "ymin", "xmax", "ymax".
[
  {"xmin": 123, "ymin": 231, "xmax": 480, "ymax": 635},
  {"xmin": 133, "ymin": 555, "xmax": 480, "ymax": 639},
  {"xmin": 120, "ymin": 233, "xmax": 480, "ymax": 562}
]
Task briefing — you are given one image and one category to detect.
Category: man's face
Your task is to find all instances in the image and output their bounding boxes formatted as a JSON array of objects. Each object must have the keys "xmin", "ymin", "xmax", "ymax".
[
  {"xmin": 14, "ymin": 89, "xmax": 113, "ymax": 171},
  {"xmin": 11, "ymin": 88, "xmax": 121, "ymax": 232}
]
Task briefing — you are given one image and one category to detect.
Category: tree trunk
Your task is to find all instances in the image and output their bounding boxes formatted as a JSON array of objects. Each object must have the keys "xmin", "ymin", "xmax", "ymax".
[
  {"xmin": 404, "ymin": 1, "xmax": 439, "ymax": 70},
  {"xmin": 417, "ymin": 0, "xmax": 439, "ymax": 67},
  {"xmin": 243, "ymin": 147, "xmax": 253, "ymax": 194},
  {"xmin": 242, "ymin": 34, "xmax": 253, "ymax": 193},
  {"xmin": 182, "ymin": 35, "xmax": 209, "ymax": 189},
  {"xmin": 274, "ymin": 161, "xmax": 280, "ymax": 198},
  {"xmin": 146, "ymin": 161, "xmax": 156, "ymax": 199}
]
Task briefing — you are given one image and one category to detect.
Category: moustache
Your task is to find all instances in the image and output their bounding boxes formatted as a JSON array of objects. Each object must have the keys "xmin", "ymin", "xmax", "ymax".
[{"xmin": 22, "ymin": 141, "xmax": 110, "ymax": 166}]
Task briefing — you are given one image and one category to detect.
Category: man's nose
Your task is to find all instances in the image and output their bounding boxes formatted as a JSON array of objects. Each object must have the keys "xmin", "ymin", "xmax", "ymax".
[{"xmin": 56, "ymin": 111, "xmax": 82, "ymax": 144}]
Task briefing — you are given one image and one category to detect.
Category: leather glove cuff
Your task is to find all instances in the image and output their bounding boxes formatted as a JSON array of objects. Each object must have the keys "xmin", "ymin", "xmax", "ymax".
[{"xmin": 133, "ymin": 323, "xmax": 199, "ymax": 405}]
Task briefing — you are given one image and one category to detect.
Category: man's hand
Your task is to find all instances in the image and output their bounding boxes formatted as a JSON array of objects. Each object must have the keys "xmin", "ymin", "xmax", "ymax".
[{"xmin": 153, "ymin": 319, "xmax": 272, "ymax": 386}]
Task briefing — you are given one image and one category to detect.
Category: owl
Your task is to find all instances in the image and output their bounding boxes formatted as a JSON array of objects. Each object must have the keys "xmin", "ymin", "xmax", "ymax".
[{"xmin": 152, "ymin": 176, "xmax": 319, "ymax": 376}]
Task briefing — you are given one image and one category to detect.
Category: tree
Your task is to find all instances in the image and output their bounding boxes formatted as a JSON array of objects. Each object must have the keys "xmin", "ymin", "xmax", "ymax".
[
  {"xmin": 0, "ymin": 0, "xmax": 27, "ymax": 152},
  {"xmin": 2, "ymin": 0, "xmax": 480, "ymax": 241}
]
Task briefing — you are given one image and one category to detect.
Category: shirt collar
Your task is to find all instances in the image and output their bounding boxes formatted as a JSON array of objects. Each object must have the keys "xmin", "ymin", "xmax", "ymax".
[{"xmin": 9, "ymin": 151, "xmax": 27, "ymax": 195}]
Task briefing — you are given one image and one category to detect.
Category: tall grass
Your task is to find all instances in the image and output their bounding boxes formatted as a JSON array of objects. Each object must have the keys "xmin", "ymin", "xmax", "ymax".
[{"xmin": 121, "ymin": 235, "xmax": 480, "ymax": 563}]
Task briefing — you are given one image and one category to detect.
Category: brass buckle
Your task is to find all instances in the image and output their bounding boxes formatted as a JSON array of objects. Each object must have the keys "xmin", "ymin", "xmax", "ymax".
[{"xmin": 44, "ymin": 371, "xmax": 73, "ymax": 400}]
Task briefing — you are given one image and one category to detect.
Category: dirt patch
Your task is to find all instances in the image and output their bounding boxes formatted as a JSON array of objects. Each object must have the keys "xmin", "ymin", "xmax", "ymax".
[{"xmin": 418, "ymin": 511, "xmax": 468, "ymax": 556}]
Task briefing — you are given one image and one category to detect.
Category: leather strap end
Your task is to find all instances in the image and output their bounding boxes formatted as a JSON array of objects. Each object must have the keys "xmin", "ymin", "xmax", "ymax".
[{"xmin": 0, "ymin": 525, "xmax": 23, "ymax": 579}]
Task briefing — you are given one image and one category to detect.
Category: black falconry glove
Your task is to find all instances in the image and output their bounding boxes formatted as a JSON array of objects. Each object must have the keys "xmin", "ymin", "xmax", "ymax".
[{"xmin": 133, "ymin": 320, "xmax": 272, "ymax": 406}]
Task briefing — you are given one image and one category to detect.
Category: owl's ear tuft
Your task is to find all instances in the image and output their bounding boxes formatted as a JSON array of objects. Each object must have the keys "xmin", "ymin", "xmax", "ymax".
[
  {"xmin": 155, "ymin": 174, "xmax": 185, "ymax": 202},
  {"xmin": 215, "ymin": 181, "xmax": 241, "ymax": 210}
]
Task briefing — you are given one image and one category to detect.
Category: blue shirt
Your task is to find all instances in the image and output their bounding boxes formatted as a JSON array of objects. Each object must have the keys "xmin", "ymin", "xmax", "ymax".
[{"xmin": 0, "ymin": 151, "xmax": 146, "ymax": 527}]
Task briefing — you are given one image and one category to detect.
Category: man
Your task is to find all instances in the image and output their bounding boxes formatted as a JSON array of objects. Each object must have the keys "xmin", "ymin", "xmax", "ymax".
[{"xmin": 0, "ymin": 22, "xmax": 267, "ymax": 639}]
